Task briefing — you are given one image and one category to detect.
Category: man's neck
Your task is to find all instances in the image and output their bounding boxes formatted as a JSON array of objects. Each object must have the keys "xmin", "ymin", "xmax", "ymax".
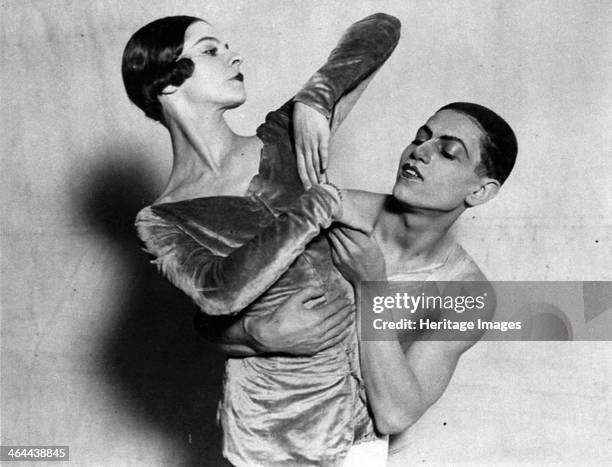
[{"xmin": 375, "ymin": 196, "xmax": 464, "ymax": 272}]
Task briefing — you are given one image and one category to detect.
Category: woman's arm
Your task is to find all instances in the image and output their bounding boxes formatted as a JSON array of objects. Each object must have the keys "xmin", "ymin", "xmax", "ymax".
[
  {"xmin": 293, "ymin": 13, "xmax": 401, "ymax": 186},
  {"xmin": 137, "ymin": 184, "xmax": 342, "ymax": 316},
  {"xmin": 295, "ymin": 13, "xmax": 400, "ymax": 123},
  {"xmin": 257, "ymin": 13, "xmax": 400, "ymax": 141}
]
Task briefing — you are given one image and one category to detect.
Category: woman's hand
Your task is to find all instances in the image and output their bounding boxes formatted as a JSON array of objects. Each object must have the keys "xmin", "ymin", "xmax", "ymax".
[
  {"xmin": 293, "ymin": 102, "xmax": 330, "ymax": 189},
  {"xmin": 243, "ymin": 286, "xmax": 354, "ymax": 356},
  {"xmin": 329, "ymin": 227, "xmax": 387, "ymax": 284}
]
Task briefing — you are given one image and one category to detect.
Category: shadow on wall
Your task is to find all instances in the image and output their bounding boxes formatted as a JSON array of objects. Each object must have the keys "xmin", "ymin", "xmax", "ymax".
[{"xmin": 77, "ymin": 146, "xmax": 230, "ymax": 467}]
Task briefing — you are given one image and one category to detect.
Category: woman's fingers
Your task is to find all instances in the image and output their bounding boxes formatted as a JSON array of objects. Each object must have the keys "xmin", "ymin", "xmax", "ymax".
[
  {"xmin": 317, "ymin": 120, "xmax": 330, "ymax": 178},
  {"xmin": 297, "ymin": 142, "xmax": 318, "ymax": 188},
  {"xmin": 319, "ymin": 141, "xmax": 329, "ymax": 174},
  {"xmin": 296, "ymin": 141, "xmax": 311, "ymax": 189},
  {"xmin": 320, "ymin": 170, "xmax": 329, "ymax": 184},
  {"xmin": 293, "ymin": 101, "xmax": 331, "ymax": 186},
  {"xmin": 305, "ymin": 145, "xmax": 319, "ymax": 187},
  {"xmin": 311, "ymin": 143, "xmax": 322, "ymax": 180},
  {"xmin": 315, "ymin": 129, "xmax": 329, "ymax": 182}
]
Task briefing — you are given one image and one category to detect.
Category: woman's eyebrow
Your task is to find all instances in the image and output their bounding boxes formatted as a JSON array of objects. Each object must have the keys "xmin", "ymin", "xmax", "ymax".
[{"xmin": 192, "ymin": 36, "xmax": 220, "ymax": 47}]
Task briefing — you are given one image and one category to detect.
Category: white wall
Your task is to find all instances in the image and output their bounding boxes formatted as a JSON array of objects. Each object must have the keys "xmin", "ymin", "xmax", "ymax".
[{"xmin": 2, "ymin": 1, "xmax": 611, "ymax": 465}]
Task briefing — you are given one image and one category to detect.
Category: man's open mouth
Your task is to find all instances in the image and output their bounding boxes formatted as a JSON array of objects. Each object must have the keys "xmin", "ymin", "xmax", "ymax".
[
  {"xmin": 401, "ymin": 162, "xmax": 423, "ymax": 181},
  {"xmin": 231, "ymin": 73, "xmax": 244, "ymax": 82}
]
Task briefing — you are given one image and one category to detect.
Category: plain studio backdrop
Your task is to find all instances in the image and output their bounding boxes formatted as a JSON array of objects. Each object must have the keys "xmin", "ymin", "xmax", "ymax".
[{"xmin": 2, "ymin": 0, "xmax": 611, "ymax": 465}]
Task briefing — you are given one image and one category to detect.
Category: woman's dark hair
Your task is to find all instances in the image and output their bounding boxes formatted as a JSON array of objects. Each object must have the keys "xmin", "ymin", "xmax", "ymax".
[
  {"xmin": 122, "ymin": 16, "xmax": 202, "ymax": 124},
  {"xmin": 438, "ymin": 102, "xmax": 518, "ymax": 185}
]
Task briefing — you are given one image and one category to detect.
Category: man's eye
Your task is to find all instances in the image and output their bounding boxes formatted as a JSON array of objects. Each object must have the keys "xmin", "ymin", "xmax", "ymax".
[{"xmin": 442, "ymin": 151, "xmax": 455, "ymax": 160}]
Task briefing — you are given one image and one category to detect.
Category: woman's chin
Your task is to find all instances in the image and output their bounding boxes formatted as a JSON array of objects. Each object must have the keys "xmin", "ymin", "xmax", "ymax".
[{"xmin": 224, "ymin": 95, "xmax": 247, "ymax": 110}]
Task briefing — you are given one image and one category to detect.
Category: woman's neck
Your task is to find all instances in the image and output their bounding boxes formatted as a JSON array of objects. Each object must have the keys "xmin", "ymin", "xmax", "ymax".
[
  {"xmin": 158, "ymin": 108, "xmax": 251, "ymax": 201},
  {"xmin": 170, "ymin": 108, "xmax": 240, "ymax": 173}
]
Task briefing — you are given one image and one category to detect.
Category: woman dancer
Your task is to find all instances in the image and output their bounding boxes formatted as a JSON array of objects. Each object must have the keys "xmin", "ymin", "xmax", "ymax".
[{"xmin": 123, "ymin": 13, "xmax": 400, "ymax": 466}]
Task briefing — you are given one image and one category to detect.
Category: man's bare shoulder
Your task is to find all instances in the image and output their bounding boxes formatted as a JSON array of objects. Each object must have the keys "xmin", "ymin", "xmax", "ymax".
[
  {"xmin": 345, "ymin": 189, "xmax": 386, "ymax": 203},
  {"xmin": 443, "ymin": 244, "xmax": 496, "ymax": 322},
  {"xmin": 345, "ymin": 189, "xmax": 387, "ymax": 213},
  {"xmin": 444, "ymin": 243, "xmax": 489, "ymax": 282}
]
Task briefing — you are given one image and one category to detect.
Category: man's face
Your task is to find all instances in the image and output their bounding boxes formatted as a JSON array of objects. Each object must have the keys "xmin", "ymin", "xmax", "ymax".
[{"xmin": 393, "ymin": 109, "xmax": 490, "ymax": 211}]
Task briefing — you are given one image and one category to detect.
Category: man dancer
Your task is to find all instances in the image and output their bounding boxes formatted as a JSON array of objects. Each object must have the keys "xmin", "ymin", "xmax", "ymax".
[{"xmin": 325, "ymin": 102, "xmax": 516, "ymax": 462}]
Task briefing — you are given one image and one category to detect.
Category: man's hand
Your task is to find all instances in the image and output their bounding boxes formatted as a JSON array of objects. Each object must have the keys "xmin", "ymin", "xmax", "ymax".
[
  {"xmin": 243, "ymin": 286, "xmax": 353, "ymax": 356},
  {"xmin": 329, "ymin": 227, "xmax": 387, "ymax": 284},
  {"xmin": 293, "ymin": 102, "xmax": 330, "ymax": 189}
]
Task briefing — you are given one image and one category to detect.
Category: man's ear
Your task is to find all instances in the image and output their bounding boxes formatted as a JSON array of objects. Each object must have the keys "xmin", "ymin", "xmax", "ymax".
[{"xmin": 465, "ymin": 178, "xmax": 500, "ymax": 207}]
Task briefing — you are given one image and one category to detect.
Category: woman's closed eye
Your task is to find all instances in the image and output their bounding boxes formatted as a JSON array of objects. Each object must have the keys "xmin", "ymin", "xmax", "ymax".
[{"xmin": 202, "ymin": 47, "xmax": 218, "ymax": 56}]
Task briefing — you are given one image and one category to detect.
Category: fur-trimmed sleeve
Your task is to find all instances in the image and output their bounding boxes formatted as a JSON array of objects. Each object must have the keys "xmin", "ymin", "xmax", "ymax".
[{"xmin": 135, "ymin": 185, "xmax": 340, "ymax": 315}]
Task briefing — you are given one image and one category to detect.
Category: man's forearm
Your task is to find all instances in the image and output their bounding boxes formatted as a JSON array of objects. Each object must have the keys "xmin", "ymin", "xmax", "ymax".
[
  {"xmin": 360, "ymin": 339, "xmax": 427, "ymax": 433},
  {"xmin": 357, "ymin": 286, "xmax": 478, "ymax": 435},
  {"xmin": 356, "ymin": 287, "xmax": 427, "ymax": 434}
]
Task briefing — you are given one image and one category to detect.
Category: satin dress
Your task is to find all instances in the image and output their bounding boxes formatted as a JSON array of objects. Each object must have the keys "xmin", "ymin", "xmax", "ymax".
[{"xmin": 136, "ymin": 13, "xmax": 401, "ymax": 466}]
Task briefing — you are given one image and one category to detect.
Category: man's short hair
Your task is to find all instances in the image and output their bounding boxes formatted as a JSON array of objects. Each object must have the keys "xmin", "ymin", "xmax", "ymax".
[{"xmin": 439, "ymin": 102, "xmax": 518, "ymax": 185}]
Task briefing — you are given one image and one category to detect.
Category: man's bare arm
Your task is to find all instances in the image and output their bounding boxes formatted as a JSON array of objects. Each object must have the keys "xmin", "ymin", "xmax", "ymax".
[
  {"xmin": 329, "ymin": 227, "xmax": 492, "ymax": 434},
  {"xmin": 357, "ymin": 309, "xmax": 486, "ymax": 434}
]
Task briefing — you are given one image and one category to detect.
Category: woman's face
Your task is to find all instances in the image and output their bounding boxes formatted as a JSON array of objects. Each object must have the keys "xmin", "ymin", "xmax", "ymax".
[
  {"xmin": 174, "ymin": 21, "xmax": 246, "ymax": 109},
  {"xmin": 392, "ymin": 109, "xmax": 488, "ymax": 212}
]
